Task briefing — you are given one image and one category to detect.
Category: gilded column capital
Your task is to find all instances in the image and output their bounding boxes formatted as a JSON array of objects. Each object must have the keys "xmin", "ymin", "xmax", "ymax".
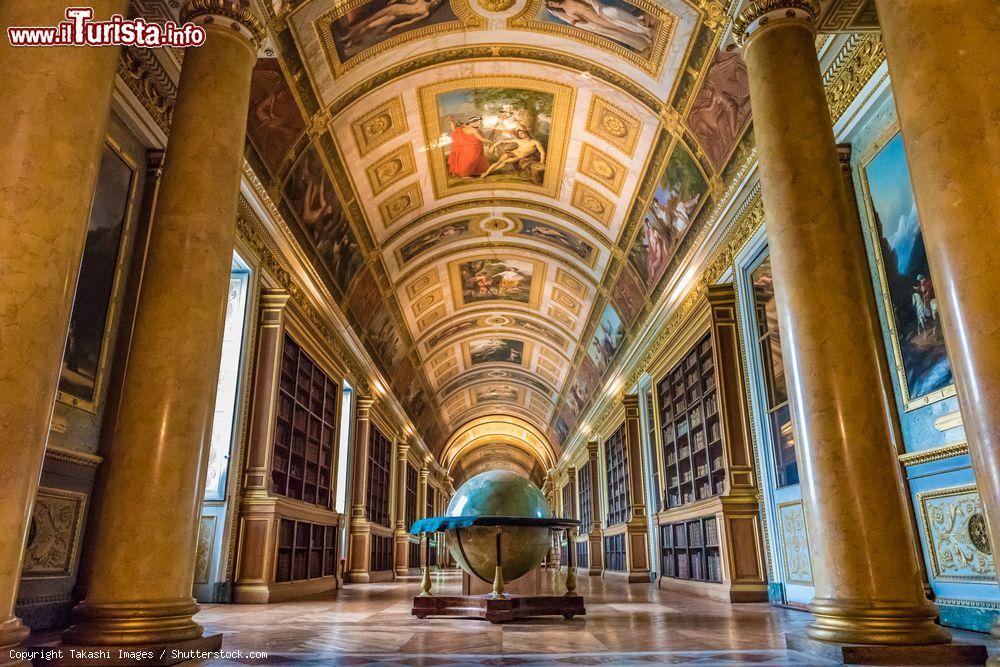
[
  {"xmin": 733, "ymin": 0, "xmax": 819, "ymax": 47},
  {"xmin": 586, "ymin": 440, "xmax": 600, "ymax": 458},
  {"xmin": 180, "ymin": 0, "xmax": 266, "ymax": 48},
  {"xmin": 356, "ymin": 396, "xmax": 375, "ymax": 414}
]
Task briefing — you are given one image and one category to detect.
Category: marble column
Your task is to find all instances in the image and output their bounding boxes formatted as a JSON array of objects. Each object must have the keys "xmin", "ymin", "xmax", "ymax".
[
  {"xmin": 63, "ymin": 1, "xmax": 263, "ymax": 649},
  {"xmin": 585, "ymin": 442, "xmax": 604, "ymax": 576},
  {"xmin": 875, "ymin": 0, "xmax": 1000, "ymax": 630},
  {"xmin": 733, "ymin": 0, "xmax": 948, "ymax": 647},
  {"xmin": 393, "ymin": 440, "xmax": 412, "ymax": 577},
  {"xmin": 346, "ymin": 397, "xmax": 375, "ymax": 583},
  {"xmin": 0, "ymin": 1, "xmax": 126, "ymax": 658}
]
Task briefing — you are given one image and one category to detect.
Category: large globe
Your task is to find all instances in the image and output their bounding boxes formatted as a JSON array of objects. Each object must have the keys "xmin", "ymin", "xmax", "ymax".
[{"xmin": 445, "ymin": 470, "xmax": 552, "ymax": 583}]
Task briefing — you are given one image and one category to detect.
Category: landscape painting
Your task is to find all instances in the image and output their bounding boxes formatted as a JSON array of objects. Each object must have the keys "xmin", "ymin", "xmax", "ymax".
[
  {"xmin": 457, "ymin": 258, "xmax": 535, "ymax": 305},
  {"xmin": 58, "ymin": 143, "xmax": 135, "ymax": 410},
  {"xmin": 328, "ymin": 0, "xmax": 458, "ymax": 64},
  {"xmin": 588, "ymin": 303, "xmax": 625, "ymax": 375},
  {"xmin": 687, "ymin": 51, "xmax": 752, "ymax": 170},
  {"xmin": 863, "ymin": 131, "xmax": 954, "ymax": 407},
  {"xmin": 469, "ymin": 338, "xmax": 524, "ymax": 365},
  {"xmin": 282, "ymin": 146, "xmax": 361, "ymax": 294},
  {"xmin": 515, "ymin": 217, "xmax": 595, "ymax": 265},
  {"xmin": 629, "ymin": 142, "xmax": 707, "ymax": 291},
  {"xmin": 399, "ymin": 219, "xmax": 473, "ymax": 264}
]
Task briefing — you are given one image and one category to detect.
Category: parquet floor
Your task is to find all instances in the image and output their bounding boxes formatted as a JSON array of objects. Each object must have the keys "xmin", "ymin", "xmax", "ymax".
[{"xmin": 189, "ymin": 570, "xmax": 998, "ymax": 665}]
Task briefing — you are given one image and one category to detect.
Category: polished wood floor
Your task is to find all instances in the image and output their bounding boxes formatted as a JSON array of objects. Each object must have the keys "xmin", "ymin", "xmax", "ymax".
[{"xmin": 189, "ymin": 569, "xmax": 997, "ymax": 665}]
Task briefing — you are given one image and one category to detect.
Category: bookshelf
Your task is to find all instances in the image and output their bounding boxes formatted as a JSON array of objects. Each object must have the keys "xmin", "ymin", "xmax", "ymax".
[
  {"xmin": 657, "ymin": 332, "xmax": 724, "ymax": 508},
  {"xmin": 274, "ymin": 518, "xmax": 338, "ymax": 584},
  {"xmin": 604, "ymin": 424, "xmax": 629, "ymax": 526},
  {"xmin": 366, "ymin": 426, "xmax": 392, "ymax": 527},
  {"xmin": 272, "ymin": 334, "xmax": 338, "ymax": 507},
  {"xmin": 659, "ymin": 517, "xmax": 722, "ymax": 583}
]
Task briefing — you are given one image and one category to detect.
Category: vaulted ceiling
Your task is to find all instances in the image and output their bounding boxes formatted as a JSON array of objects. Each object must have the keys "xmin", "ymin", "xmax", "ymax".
[{"xmin": 244, "ymin": 0, "xmax": 758, "ymax": 466}]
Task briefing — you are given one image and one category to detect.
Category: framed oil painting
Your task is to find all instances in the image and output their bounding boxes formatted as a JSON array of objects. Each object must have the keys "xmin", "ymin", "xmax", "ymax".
[
  {"xmin": 451, "ymin": 257, "xmax": 543, "ymax": 307},
  {"xmin": 467, "ymin": 338, "xmax": 525, "ymax": 366},
  {"xmin": 860, "ymin": 129, "xmax": 955, "ymax": 410},
  {"xmin": 420, "ymin": 76, "xmax": 574, "ymax": 199},
  {"xmin": 628, "ymin": 140, "xmax": 707, "ymax": 293},
  {"xmin": 512, "ymin": 217, "xmax": 597, "ymax": 267},
  {"xmin": 588, "ymin": 303, "xmax": 625, "ymax": 375},
  {"xmin": 396, "ymin": 218, "xmax": 475, "ymax": 265},
  {"xmin": 318, "ymin": 0, "xmax": 482, "ymax": 78},
  {"xmin": 58, "ymin": 139, "xmax": 137, "ymax": 412},
  {"xmin": 509, "ymin": 0, "xmax": 674, "ymax": 76}
]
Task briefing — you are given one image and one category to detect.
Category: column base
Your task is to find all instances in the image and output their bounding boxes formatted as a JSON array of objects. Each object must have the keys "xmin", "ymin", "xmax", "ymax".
[
  {"xmin": 601, "ymin": 569, "xmax": 650, "ymax": 584},
  {"xmin": 0, "ymin": 616, "xmax": 31, "ymax": 666},
  {"xmin": 62, "ymin": 599, "xmax": 203, "ymax": 646},
  {"xmin": 33, "ymin": 633, "xmax": 222, "ymax": 666},
  {"xmin": 786, "ymin": 631, "xmax": 986, "ymax": 665},
  {"xmin": 586, "ymin": 567, "xmax": 603, "ymax": 577},
  {"xmin": 807, "ymin": 598, "xmax": 952, "ymax": 645}
]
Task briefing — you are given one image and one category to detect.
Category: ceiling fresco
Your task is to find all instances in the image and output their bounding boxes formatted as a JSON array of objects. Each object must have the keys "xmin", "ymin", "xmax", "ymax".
[{"xmin": 245, "ymin": 0, "xmax": 756, "ymax": 469}]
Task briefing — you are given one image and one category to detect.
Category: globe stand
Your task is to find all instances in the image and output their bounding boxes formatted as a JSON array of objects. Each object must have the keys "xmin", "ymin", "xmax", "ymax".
[{"xmin": 411, "ymin": 526, "xmax": 585, "ymax": 624}]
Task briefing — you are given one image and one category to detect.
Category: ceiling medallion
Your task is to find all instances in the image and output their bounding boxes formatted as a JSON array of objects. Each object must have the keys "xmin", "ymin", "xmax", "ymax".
[
  {"xmin": 483, "ymin": 218, "xmax": 514, "ymax": 232},
  {"xmin": 968, "ymin": 513, "xmax": 993, "ymax": 555},
  {"xmin": 485, "ymin": 315, "xmax": 513, "ymax": 327},
  {"xmin": 477, "ymin": 0, "xmax": 517, "ymax": 11}
]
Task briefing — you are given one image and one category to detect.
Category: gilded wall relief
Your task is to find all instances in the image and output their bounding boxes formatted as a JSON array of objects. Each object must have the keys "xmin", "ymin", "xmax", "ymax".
[
  {"xmin": 627, "ymin": 140, "xmax": 707, "ymax": 293},
  {"xmin": 555, "ymin": 267, "xmax": 587, "ymax": 298},
  {"xmin": 860, "ymin": 130, "xmax": 955, "ymax": 409},
  {"xmin": 366, "ymin": 143, "xmax": 416, "ymax": 196},
  {"xmin": 777, "ymin": 501, "xmax": 813, "ymax": 585},
  {"xmin": 509, "ymin": 0, "xmax": 675, "ymax": 77},
  {"xmin": 571, "ymin": 181, "xmax": 615, "ymax": 227},
  {"xmin": 419, "ymin": 76, "xmax": 574, "ymax": 199},
  {"xmin": 282, "ymin": 145, "xmax": 362, "ymax": 295},
  {"xmin": 317, "ymin": 0, "xmax": 484, "ymax": 79},
  {"xmin": 22, "ymin": 488, "xmax": 86, "ymax": 577},
  {"xmin": 351, "ymin": 96, "xmax": 408, "ymax": 157},
  {"xmin": 578, "ymin": 143, "xmax": 627, "ymax": 195},
  {"xmin": 247, "ymin": 58, "xmax": 305, "ymax": 178},
  {"xmin": 588, "ymin": 302, "xmax": 625, "ymax": 375},
  {"xmin": 378, "ymin": 182, "xmax": 424, "ymax": 227},
  {"xmin": 450, "ymin": 257, "xmax": 543, "ymax": 307},
  {"xmin": 918, "ymin": 486, "xmax": 995, "ymax": 583},
  {"xmin": 686, "ymin": 51, "xmax": 751, "ymax": 172},
  {"xmin": 511, "ymin": 216, "xmax": 597, "ymax": 267},
  {"xmin": 405, "ymin": 267, "xmax": 440, "ymax": 299},
  {"xmin": 585, "ymin": 95, "xmax": 641, "ymax": 157}
]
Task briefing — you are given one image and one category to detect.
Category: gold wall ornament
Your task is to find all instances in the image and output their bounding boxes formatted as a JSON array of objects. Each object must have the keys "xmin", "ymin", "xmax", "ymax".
[
  {"xmin": 823, "ymin": 34, "xmax": 886, "ymax": 122},
  {"xmin": 379, "ymin": 182, "xmax": 424, "ymax": 227},
  {"xmin": 571, "ymin": 182, "xmax": 615, "ymax": 227},
  {"xmin": 698, "ymin": 0, "xmax": 727, "ymax": 30},
  {"xmin": 351, "ymin": 96, "xmax": 409, "ymax": 157},
  {"xmin": 117, "ymin": 46, "xmax": 176, "ymax": 133},
  {"xmin": 969, "ymin": 513, "xmax": 992, "ymax": 555},
  {"xmin": 477, "ymin": 0, "xmax": 517, "ymax": 11},
  {"xmin": 898, "ymin": 441, "xmax": 969, "ymax": 467},
  {"xmin": 917, "ymin": 485, "xmax": 996, "ymax": 582},
  {"xmin": 732, "ymin": 0, "xmax": 820, "ymax": 46},
  {"xmin": 578, "ymin": 143, "xmax": 627, "ymax": 196},
  {"xmin": 585, "ymin": 96, "xmax": 642, "ymax": 157},
  {"xmin": 180, "ymin": 0, "xmax": 267, "ymax": 46},
  {"xmin": 366, "ymin": 144, "xmax": 417, "ymax": 196},
  {"xmin": 21, "ymin": 488, "xmax": 87, "ymax": 577}
]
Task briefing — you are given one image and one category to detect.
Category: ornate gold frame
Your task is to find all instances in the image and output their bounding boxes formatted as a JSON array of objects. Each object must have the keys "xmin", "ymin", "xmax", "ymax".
[
  {"xmin": 316, "ymin": 0, "xmax": 486, "ymax": 81},
  {"xmin": 508, "ymin": 0, "xmax": 676, "ymax": 78},
  {"xmin": 447, "ymin": 255, "xmax": 546, "ymax": 310},
  {"xmin": 418, "ymin": 75, "xmax": 575, "ymax": 200},
  {"xmin": 857, "ymin": 124, "xmax": 957, "ymax": 411},
  {"xmin": 57, "ymin": 136, "xmax": 139, "ymax": 413}
]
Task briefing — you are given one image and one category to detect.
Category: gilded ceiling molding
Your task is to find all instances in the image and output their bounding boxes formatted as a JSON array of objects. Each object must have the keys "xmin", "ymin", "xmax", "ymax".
[
  {"xmin": 117, "ymin": 46, "xmax": 176, "ymax": 133},
  {"xmin": 323, "ymin": 45, "xmax": 664, "ymax": 121},
  {"xmin": 823, "ymin": 34, "xmax": 886, "ymax": 122}
]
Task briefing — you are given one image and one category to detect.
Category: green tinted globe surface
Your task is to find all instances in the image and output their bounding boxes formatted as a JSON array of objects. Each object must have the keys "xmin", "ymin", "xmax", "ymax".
[{"xmin": 445, "ymin": 470, "xmax": 551, "ymax": 583}]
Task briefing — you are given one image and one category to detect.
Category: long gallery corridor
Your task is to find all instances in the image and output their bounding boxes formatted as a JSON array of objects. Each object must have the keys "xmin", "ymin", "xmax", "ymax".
[{"xmin": 2, "ymin": 0, "xmax": 999, "ymax": 665}]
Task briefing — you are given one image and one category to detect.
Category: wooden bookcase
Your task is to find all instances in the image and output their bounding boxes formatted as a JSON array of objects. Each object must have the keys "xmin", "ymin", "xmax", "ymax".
[
  {"xmin": 275, "ymin": 518, "xmax": 339, "ymax": 583},
  {"xmin": 650, "ymin": 287, "xmax": 767, "ymax": 602},
  {"xmin": 658, "ymin": 332, "xmax": 724, "ymax": 508},
  {"xmin": 273, "ymin": 334, "xmax": 338, "ymax": 507},
  {"xmin": 366, "ymin": 426, "xmax": 393, "ymax": 527},
  {"xmin": 604, "ymin": 424, "xmax": 629, "ymax": 526}
]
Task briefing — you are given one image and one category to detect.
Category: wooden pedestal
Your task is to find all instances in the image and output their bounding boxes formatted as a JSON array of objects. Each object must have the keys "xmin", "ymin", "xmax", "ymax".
[{"xmin": 412, "ymin": 595, "xmax": 585, "ymax": 623}]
